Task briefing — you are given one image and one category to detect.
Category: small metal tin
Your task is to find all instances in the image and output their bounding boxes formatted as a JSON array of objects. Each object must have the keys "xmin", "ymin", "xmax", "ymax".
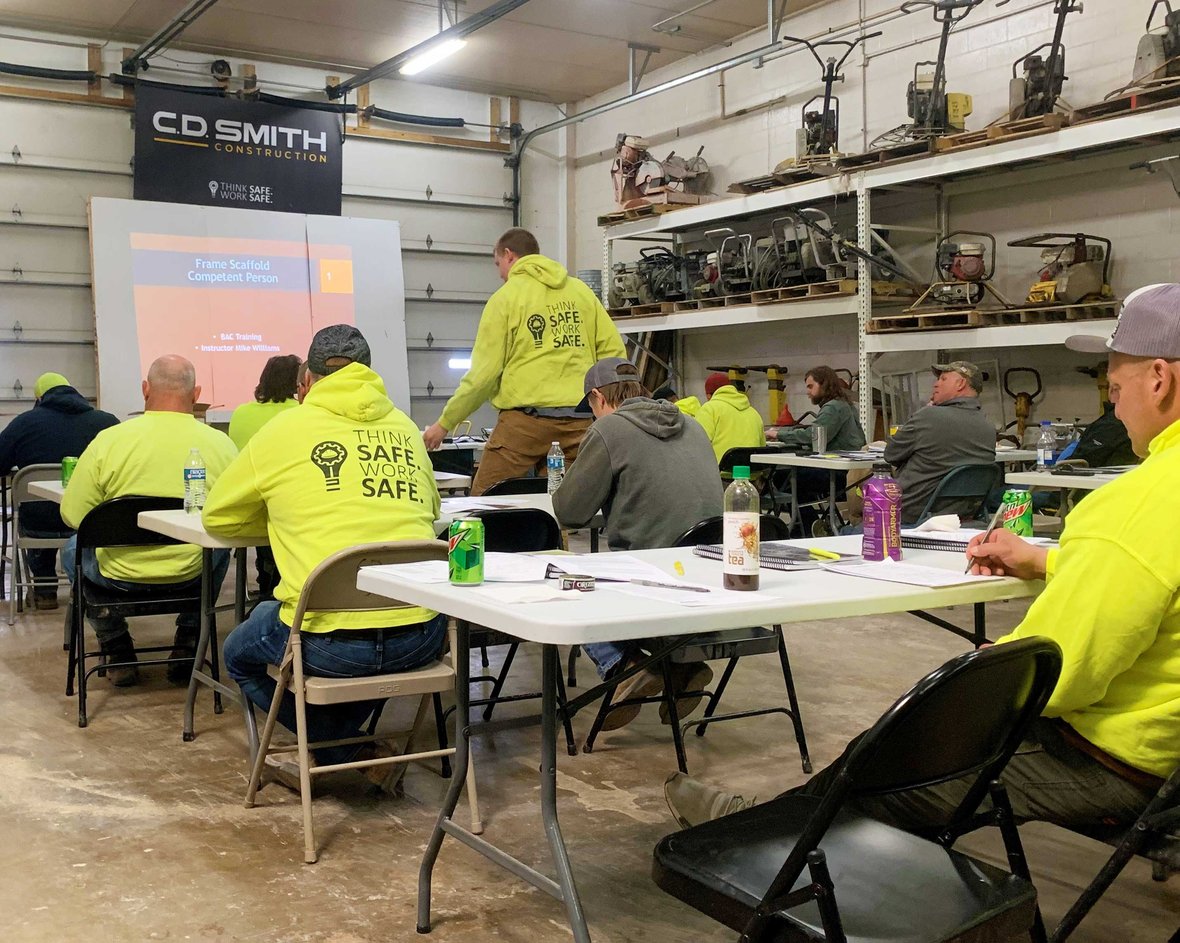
[{"xmin": 559, "ymin": 574, "xmax": 596, "ymax": 592}]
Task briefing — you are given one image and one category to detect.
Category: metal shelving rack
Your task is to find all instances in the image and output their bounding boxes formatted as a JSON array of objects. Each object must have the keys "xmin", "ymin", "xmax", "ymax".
[{"xmin": 600, "ymin": 101, "xmax": 1180, "ymax": 432}]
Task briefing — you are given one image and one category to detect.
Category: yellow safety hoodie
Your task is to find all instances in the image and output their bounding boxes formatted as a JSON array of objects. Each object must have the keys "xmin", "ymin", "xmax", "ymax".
[
  {"xmin": 438, "ymin": 254, "xmax": 625, "ymax": 430},
  {"xmin": 204, "ymin": 363, "xmax": 441, "ymax": 633},
  {"xmin": 674, "ymin": 395, "xmax": 702, "ymax": 417},
  {"xmin": 694, "ymin": 385, "xmax": 766, "ymax": 462},
  {"xmin": 998, "ymin": 416, "xmax": 1180, "ymax": 778},
  {"xmin": 61, "ymin": 411, "xmax": 237, "ymax": 583}
]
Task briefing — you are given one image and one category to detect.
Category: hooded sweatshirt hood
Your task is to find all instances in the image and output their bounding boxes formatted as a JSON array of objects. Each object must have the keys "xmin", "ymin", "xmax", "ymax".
[
  {"xmin": 611, "ymin": 397, "xmax": 685, "ymax": 440},
  {"xmin": 38, "ymin": 385, "xmax": 94, "ymax": 415},
  {"xmin": 709, "ymin": 385, "xmax": 754, "ymax": 412},
  {"xmin": 509, "ymin": 253, "xmax": 568, "ymax": 290},
  {"xmin": 303, "ymin": 362, "xmax": 394, "ymax": 424}
]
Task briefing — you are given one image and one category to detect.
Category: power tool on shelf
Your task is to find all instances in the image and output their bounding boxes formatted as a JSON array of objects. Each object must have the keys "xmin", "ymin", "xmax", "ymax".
[
  {"xmin": 907, "ymin": 231, "xmax": 1013, "ymax": 310},
  {"xmin": 610, "ymin": 134, "xmax": 710, "ymax": 209},
  {"xmin": 1000, "ymin": 0, "xmax": 1082, "ymax": 120},
  {"xmin": 609, "ymin": 262, "xmax": 651, "ymax": 309},
  {"xmin": 771, "ymin": 31, "xmax": 881, "ymax": 167},
  {"xmin": 1007, "ymin": 233, "xmax": 1114, "ymax": 304},
  {"xmin": 1133, "ymin": 1, "xmax": 1180, "ymax": 85},
  {"xmin": 872, "ymin": 0, "xmax": 982, "ymax": 148},
  {"xmin": 635, "ymin": 247, "xmax": 692, "ymax": 302},
  {"xmin": 1003, "ymin": 368, "xmax": 1044, "ymax": 443},
  {"xmin": 701, "ymin": 228, "xmax": 754, "ymax": 296}
]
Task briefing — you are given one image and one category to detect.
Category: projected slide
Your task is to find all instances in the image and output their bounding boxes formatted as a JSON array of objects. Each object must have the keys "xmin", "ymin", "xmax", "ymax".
[
  {"xmin": 130, "ymin": 233, "xmax": 354, "ymax": 408},
  {"xmin": 89, "ymin": 199, "xmax": 410, "ymax": 420}
]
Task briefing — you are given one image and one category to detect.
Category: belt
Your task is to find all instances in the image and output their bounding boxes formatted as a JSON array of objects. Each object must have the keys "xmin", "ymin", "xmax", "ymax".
[
  {"xmin": 1055, "ymin": 719, "xmax": 1165, "ymax": 792},
  {"xmin": 505, "ymin": 406, "xmax": 584, "ymax": 419},
  {"xmin": 325, "ymin": 626, "xmax": 413, "ymax": 640}
]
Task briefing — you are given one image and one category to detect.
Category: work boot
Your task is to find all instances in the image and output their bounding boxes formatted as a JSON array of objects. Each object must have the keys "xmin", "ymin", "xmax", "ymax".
[
  {"xmin": 99, "ymin": 633, "xmax": 140, "ymax": 687},
  {"xmin": 355, "ymin": 741, "xmax": 409, "ymax": 796},
  {"xmin": 659, "ymin": 662, "xmax": 714, "ymax": 725},
  {"xmin": 166, "ymin": 624, "xmax": 199, "ymax": 684},
  {"xmin": 663, "ymin": 772, "xmax": 758, "ymax": 829},
  {"xmin": 601, "ymin": 662, "xmax": 664, "ymax": 731},
  {"xmin": 28, "ymin": 585, "xmax": 59, "ymax": 611}
]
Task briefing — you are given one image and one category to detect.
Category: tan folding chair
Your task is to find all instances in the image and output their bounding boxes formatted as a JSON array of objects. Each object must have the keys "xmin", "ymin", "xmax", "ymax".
[
  {"xmin": 7, "ymin": 463, "xmax": 71, "ymax": 626},
  {"xmin": 243, "ymin": 539, "xmax": 481, "ymax": 863}
]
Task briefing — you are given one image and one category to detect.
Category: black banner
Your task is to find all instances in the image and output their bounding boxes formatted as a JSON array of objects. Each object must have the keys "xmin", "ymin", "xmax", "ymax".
[{"xmin": 134, "ymin": 84, "xmax": 342, "ymax": 215}]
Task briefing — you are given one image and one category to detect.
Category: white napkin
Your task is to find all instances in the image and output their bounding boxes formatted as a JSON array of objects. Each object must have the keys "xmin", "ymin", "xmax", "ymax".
[{"xmin": 913, "ymin": 514, "xmax": 961, "ymax": 532}]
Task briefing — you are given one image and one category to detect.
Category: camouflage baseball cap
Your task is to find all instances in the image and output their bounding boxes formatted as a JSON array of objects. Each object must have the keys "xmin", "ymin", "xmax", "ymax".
[
  {"xmin": 307, "ymin": 324, "xmax": 371, "ymax": 375},
  {"xmin": 931, "ymin": 360, "xmax": 984, "ymax": 393}
]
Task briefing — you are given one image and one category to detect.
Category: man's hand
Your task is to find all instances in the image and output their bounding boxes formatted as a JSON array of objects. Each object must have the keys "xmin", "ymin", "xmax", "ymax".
[
  {"xmin": 966, "ymin": 527, "xmax": 1049, "ymax": 580},
  {"xmin": 423, "ymin": 422, "xmax": 448, "ymax": 451}
]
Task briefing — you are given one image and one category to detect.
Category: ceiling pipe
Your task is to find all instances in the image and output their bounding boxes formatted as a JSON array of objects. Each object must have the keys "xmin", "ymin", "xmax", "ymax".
[
  {"xmin": 510, "ymin": 36, "xmax": 786, "ymax": 225},
  {"xmin": 327, "ymin": 0, "xmax": 533, "ymax": 99},
  {"xmin": 122, "ymin": 0, "xmax": 224, "ymax": 73}
]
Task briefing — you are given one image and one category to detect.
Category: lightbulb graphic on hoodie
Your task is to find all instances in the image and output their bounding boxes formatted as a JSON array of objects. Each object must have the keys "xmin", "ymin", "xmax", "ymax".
[
  {"xmin": 527, "ymin": 313, "xmax": 546, "ymax": 348},
  {"xmin": 310, "ymin": 441, "xmax": 348, "ymax": 491}
]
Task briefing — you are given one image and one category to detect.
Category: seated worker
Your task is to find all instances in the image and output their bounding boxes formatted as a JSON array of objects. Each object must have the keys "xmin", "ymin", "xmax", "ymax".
[
  {"xmin": 204, "ymin": 325, "xmax": 443, "ymax": 792},
  {"xmin": 652, "ymin": 382, "xmax": 701, "ymax": 418},
  {"xmin": 695, "ymin": 372, "xmax": 766, "ymax": 463},
  {"xmin": 1062, "ymin": 399, "xmax": 1139, "ymax": 468},
  {"xmin": 775, "ymin": 366, "xmax": 866, "ymax": 528},
  {"xmin": 228, "ymin": 354, "xmax": 302, "ymax": 600},
  {"xmin": 665, "ymin": 284, "xmax": 1180, "ymax": 835},
  {"xmin": 884, "ymin": 361, "xmax": 996, "ymax": 525},
  {"xmin": 553, "ymin": 357, "xmax": 722, "ymax": 729},
  {"xmin": 0, "ymin": 372, "xmax": 118, "ymax": 609},
  {"xmin": 60, "ymin": 356, "xmax": 236, "ymax": 686}
]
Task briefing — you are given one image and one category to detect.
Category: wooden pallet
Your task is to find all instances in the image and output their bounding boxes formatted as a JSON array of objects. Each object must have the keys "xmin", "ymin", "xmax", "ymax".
[
  {"xmin": 672, "ymin": 296, "xmax": 728, "ymax": 312},
  {"xmin": 868, "ymin": 308, "xmax": 998, "ymax": 333},
  {"xmin": 597, "ymin": 192, "xmax": 713, "ymax": 227},
  {"xmin": 607, "ymin": 301, "xmax": 679, "ymax": 319},
  {"xmin": 1073, "ymin": 77, "xmax": 1180, "ymax": 123},
  {"xmin": 836, "ymin": 139, "xmax": 931, "ymax": 171},
  {"xmin": 930, "ymin": 113, "xmax": 1070, "ymax": 154},
  {"xmin": 990, "ymin": 301, "xmax": 1120, "ymax": 324},
  {"xmin": 726, "ymin": 161, "xmax": 837, "ymax": 195},
  {"xmin": 751, "ymin": 279, "xmax": 857, "ymax": 303}
]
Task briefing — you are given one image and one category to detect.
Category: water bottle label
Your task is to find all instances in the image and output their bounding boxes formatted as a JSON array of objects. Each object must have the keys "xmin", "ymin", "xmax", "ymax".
[
  {"xmin": 723, "ymin": 512, "xmax": 760, "ymax": 575},
  {"xmin": 184, "ymin": 467, "xmax": 206, "ymax": 481}
]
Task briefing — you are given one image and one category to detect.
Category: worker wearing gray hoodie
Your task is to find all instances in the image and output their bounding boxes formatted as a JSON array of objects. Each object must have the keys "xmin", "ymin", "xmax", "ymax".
[{"xmin": 553, "ymin": 358, "xmax": 722, "ymax": 728}]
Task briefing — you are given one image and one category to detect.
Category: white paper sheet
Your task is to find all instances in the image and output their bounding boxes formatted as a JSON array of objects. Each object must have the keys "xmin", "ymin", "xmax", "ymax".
[
  {"xmin": 366, "ymin": 553, "xmax": 551, "ymax": 584},
  {"xmin": 820, "ymin": 558, "xmax": 1002, "ymax": 587},
  {"xmin": 434, "ymin": 470, "xmax": 468, "ymax": 481},
  {"xmin": 440, "ymin": 497, "xmax": 517, "ymax": 512},
  {"xmin": 542, "ymin": 553, "xmax": 677, "ymax": 582},
  {"xmin": 604, "ymin": 582, "xmax": 767, "ymax": 607},
  {"xmin": 467, "ymin": 584, "xmax": 569, "ymax": 604},
  {"xmin": 901, "ymin": 527, "xmax": 1055, "ymax": 547}
]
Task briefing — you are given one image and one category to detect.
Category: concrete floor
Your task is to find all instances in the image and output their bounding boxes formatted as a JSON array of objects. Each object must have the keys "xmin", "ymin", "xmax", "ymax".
[{"xmin": 1, "ymin": 559, "xmax": 1176, "ymax": 942}]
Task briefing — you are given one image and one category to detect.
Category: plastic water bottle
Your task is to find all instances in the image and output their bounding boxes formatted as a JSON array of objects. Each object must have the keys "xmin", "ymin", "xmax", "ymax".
[
  {"xmin": 723, "ymin": 466, "xmax": 760, "ymax": 591},
  {"xmin": 546, "ymin": 441, "xmax": 565, "ymax": 494},
  {"xmin": 1036, "ymin": 421, "xmax": 1055, "ymax": 470},
  {"xmin": 184, "ymin": 448, "xmax": 207, "ymax": 514},
  {"xmin": 862, "ymin": 463, "xmax": 902, "ymax": 561}
]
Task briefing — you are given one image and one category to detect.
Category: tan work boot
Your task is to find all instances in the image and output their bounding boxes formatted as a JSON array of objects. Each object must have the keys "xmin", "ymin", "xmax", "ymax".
[
  {"xmin": 601, "ymin": 663, "xmax": 664, "ymax": 731},
  {"xmin": 663, "ymin": 771, "xmax": 757, "ymax": 828},
  {"xmin": 660, "ymin": 662, "xmax": 714, "ymax": 724},
  {"xmin": 99, "ymin": 633, "xmax": 139, "ymax": 687}
]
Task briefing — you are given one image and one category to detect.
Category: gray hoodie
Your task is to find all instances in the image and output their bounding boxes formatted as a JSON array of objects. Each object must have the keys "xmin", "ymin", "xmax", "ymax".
[{"xmin": 552, "ymin": 397, "xmax": 723, "ymax": 551}]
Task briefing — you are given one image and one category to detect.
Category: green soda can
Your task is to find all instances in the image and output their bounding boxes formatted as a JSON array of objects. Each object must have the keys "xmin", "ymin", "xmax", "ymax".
[
  {"xmin": 999, "ymin": 488, "xmax": 1034, "ymax": 537},
  {"xmin": 448, "ymin": 518, "xmax": 485, "ymax": 585},
  {"xmin": 61, "ymin": 456, "xmax": 78, "ymax": 486}
]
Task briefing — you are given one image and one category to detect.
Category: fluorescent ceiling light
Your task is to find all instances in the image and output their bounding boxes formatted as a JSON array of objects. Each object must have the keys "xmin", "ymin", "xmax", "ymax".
[
  {"xmin": 448, "ymin": 357, "xmax": 472, "ymax": 369},
  {"xmin": 399, "ymin": 38, "xmax": 467, "ymax": 76}
]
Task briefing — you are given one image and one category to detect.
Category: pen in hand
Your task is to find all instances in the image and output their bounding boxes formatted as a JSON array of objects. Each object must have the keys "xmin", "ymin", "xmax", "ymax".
[{"xmin": 965, "ymin": 505, "xmax": 1005, "ymax": 574}]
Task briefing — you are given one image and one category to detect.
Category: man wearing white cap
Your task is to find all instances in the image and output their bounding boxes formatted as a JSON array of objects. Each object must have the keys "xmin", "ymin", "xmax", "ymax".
[
  {"xmin": 0, "ymin": 373, "xmax": 118, "ymax": 608},
  {"xmin": 665, "ymin": 285, "xmax": 1179, "ymax": 836}
]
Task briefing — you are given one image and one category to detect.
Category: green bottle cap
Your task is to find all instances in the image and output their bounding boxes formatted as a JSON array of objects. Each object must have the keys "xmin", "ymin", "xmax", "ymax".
[{"xmin": 733, "ymin": 465, "xmax": 751, "ymax": 479}]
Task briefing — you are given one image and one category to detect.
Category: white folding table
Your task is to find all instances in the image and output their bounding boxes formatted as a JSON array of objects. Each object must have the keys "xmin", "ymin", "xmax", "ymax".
[
  {"xmin": 1005, "ymin": 470, "xmax": 1123, "ymax": 492},
  {"xmin": 357, "ymin": 536, "xmax": 1043, "ymax": 943}
]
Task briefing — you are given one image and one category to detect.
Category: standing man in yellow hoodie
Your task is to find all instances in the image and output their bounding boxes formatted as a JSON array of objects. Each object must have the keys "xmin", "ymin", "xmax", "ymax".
[
  {"xmin": 694, "ymin": 372, "xmax": 766, "ymax": 463},
  {"xmin": 423, "ymin": 228, "xmax": 626, "ymax": 494},
  {"xmin": 204, "ymin": 325, "xmax": 443, "ymax": 790}
]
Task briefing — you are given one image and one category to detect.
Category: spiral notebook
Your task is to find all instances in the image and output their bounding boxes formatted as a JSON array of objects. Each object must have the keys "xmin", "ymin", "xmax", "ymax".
[{"xmin": 693, "ymin": 543, "xmax": 855, "ymax": 571}]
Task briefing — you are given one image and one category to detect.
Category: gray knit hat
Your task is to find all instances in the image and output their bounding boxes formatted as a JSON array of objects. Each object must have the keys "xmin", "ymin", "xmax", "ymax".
[
  {"xmin": 307, "ymin": 324, "xmax": 371, "ymax": 375},
  {"xmin": 1066, "ymin": 284, "xmax": 1180, "ymax": 357}
]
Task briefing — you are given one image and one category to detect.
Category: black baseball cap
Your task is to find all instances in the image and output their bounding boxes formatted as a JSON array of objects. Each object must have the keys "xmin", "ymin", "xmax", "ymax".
[{"xmin": 307, "ymin": 324, "xmax": 371, "ymax": 375}]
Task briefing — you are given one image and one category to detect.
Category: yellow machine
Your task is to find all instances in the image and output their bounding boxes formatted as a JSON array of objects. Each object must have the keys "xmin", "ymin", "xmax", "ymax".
[{"xmin": 747, "ymin": 365, "xmax": 789, "ymax": 423}]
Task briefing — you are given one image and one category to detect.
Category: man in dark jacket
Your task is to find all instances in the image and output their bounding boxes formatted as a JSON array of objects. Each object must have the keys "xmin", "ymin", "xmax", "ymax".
[
  {"xmin": 553, "ymin": 358, "xmax": 723, "ymax": 728},
  {"xmin": 0, "ymin": 373, "xmax": 119, "ymax": 608},
  {"xmin": 884, "ymin": 361, "xmax": 996, "ymax": 525}
]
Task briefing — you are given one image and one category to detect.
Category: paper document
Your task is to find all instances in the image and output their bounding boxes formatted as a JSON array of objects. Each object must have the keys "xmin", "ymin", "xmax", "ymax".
[
  {"xmin": 606, "ymin": 582, "xmax": 765, "ymax": 607},
  {"xmin": 820, "ymin": 558, "xmax": 1002, "ymax": 587},
  {"xmin": 434, "ymin": 470, "xmax": 468, "ymax": 481},
  {"xmin": 365, "ymin": 553, "xmax": 551, "ymax": 584},
  {"xmin": 543, "ymin": 553, "xmax": 676, "ymax": 582},
  {"xmin": 441, "ymin": 497, "xmax": 518, "ymax": 512},
  {"xmin": 901, "ymin": 527, "xmax": 1054, "ymax": 546},
  {"xmin": 467, "ymin": 584, "xmax": 568, "ymax": 604}
]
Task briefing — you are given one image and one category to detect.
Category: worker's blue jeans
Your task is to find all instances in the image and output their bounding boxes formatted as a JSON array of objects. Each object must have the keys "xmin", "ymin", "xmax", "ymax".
[
  {"xmin": 61, "ymin": 535, "xmax": 229, "ymax": 644},
  {"xmin": 223, "ymin": 601, "xmax": 447, "ymax": 766}
]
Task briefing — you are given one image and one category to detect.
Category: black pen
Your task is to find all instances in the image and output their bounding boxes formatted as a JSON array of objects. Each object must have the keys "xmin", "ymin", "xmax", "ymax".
[{"xmin": 965, "ymin": 505, "xmax": 1005, "ymax": 574}]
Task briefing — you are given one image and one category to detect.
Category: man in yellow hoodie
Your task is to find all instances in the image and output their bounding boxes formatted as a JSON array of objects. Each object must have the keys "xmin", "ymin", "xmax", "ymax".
[
  {"xmin": 60, "ymin": 355, "xmax": 237, "ymax": 686},
  {"xmin": 666, "ymin": 284, "xmax": 1180, "ymax": 833},
  {"xmin": 423, "ymin": 228, "xmax": 626, "ymax": 494},
  {"xmin": 204, "ymin": 325, "xmax": 443, "ymax": 789},
  {"xmin": 694, "ymin": 372, "xmax": 766, "ymax": 463}
]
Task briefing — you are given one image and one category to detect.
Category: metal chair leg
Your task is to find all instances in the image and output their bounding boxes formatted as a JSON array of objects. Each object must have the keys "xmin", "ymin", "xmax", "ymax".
[
  {"xmin": 776, "ymin": 627, "xmax": 812, "ymax": 773},
  {"xmin": 481, "ymin": 641, "xmax": 519, "ymax": 721},
  {"xmin": 567, "ymin": 645, "xmax": 580, "ymax": 688},
  {"xmin": 433, "ymin": 692, "xmax": 452, "ymax": 778},
  {"xmin": 694, "ymin": 657, "xmax": 738, "ymax": 737},
  {"xmin": 554, "ymin": 670, "xmax": 578, "ymax": 757},
  {"xmin": 660, "ymin": 660, "xmax": 689, "ymax": 774},
  {"xmin": 582, "ymin": 683, "xmax": 616, "ymax": 754}
]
